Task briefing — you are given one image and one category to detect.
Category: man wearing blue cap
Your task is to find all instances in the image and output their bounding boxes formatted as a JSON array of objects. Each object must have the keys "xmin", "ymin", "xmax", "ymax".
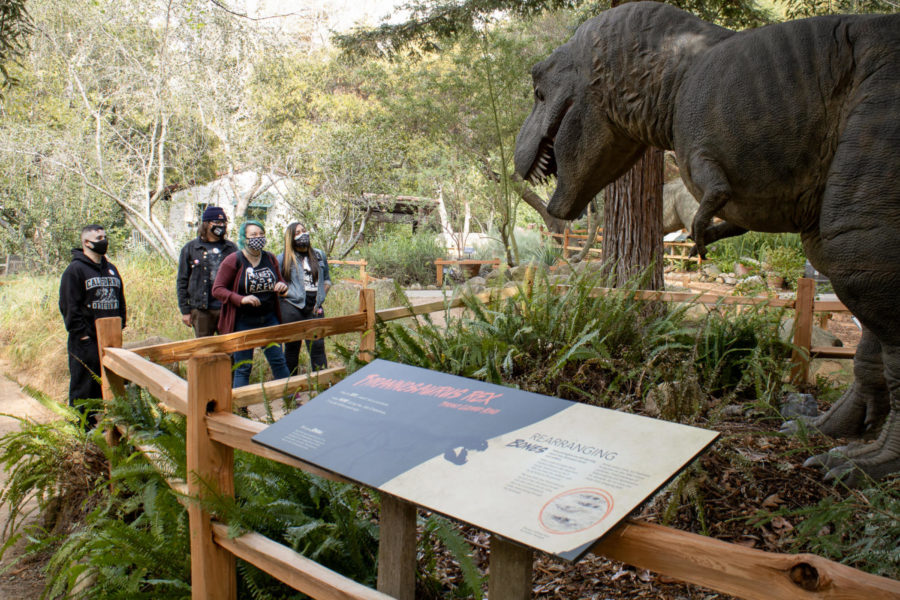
[{"xmin": 176, "ymin": 205, "xmax": 238, "ymax": 337}]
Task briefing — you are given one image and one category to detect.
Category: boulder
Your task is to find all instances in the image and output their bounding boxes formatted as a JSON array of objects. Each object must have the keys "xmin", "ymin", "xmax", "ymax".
[
  {"xmin": 779, "ymin": 318, "xmax": 843, "ymax": 348},
  {"xmin": 780, "ymin": 392, "xmax": 819, "ymax": 419},
  {"xmin": 703, "ymin": 263, "xmax": 722, "ymax": 277}
]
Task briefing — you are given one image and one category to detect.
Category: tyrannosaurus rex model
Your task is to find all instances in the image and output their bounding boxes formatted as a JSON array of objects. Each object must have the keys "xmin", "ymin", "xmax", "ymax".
[{"xmin": 514, "ymin": 2, "xmax": 899, "ymax": 484}]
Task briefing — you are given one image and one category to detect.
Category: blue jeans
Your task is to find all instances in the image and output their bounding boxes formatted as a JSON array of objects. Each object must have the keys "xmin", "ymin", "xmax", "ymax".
[{"xmin": 231, "ymin": 312, "xmax": 291, "ymax": 388}]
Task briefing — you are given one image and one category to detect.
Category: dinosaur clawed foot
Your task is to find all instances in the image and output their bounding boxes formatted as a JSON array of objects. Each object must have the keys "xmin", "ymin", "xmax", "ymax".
[{"xmin": 804, "ymin": 410, "xmax": 900, "ymax": 486}]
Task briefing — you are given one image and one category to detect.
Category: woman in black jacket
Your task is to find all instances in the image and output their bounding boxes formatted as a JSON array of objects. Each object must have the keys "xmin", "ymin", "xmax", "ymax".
[{"xmin": 175, "ymin": 205, "xmax": 237, "ymax": 337}]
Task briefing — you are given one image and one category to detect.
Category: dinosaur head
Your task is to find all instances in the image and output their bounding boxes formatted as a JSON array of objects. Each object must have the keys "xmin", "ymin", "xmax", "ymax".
[{"xmin": 514, "ymin": 32, "xmax": 645, "ymax": 220}]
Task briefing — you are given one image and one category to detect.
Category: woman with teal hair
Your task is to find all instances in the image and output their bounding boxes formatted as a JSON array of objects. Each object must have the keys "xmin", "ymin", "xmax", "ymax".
[{"xmin": 212, "ymin": 220, "xmax": 291, "ymax": 388}]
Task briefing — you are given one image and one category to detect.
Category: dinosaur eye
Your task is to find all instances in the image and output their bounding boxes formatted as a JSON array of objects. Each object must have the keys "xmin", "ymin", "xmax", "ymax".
[{"xmin": 535, "ymin": 89, "xmax": 544, "ymax": 102}]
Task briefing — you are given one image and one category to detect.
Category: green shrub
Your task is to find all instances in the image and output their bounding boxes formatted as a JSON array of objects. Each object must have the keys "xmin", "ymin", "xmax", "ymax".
[
  {"xmin": 365, "ymin": 266, "xmax": 790, "ymax": 414},
  {"xmin": 763, "ymin": 244, "xmax": 806, "ymax": 286},
  {"xmin": 0, "ymin": 388, "xmax": 380, "ymax": 599},
  {"xmin": 707, "ymin": 232, "xmax": 803, "ymax": 276},
  {"xmin": 364, "ymin": 232, "xmax": 445, "ymax": 286}
]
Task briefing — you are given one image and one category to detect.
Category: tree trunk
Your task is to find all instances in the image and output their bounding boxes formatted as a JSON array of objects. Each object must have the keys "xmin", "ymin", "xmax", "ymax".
[{"xmin": 601, "ymin": 148, "xmax": 665, "ymax": 289}]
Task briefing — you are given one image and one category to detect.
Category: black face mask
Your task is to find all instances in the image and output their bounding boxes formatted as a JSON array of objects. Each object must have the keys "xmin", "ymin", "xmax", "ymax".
[
  {"xmin": 88, "ymin": 239, "xmax": 108, "ymax": 255},
  {"xmin": 293, "ymin": 233, "xmax": 310, "ymax": 252},
  {"xmin": 211, "ymin": 225, "xmax": 226, "ymax": 238}
]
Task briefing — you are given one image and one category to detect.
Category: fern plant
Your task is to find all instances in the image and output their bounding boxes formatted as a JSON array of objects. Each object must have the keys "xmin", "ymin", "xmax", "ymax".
[{"xmin": 0, "ymin": 393, "xmax": 108, "ymax": 559}]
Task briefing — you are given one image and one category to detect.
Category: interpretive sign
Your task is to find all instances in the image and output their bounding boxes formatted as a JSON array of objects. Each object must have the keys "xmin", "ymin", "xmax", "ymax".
[{"xmin": 253, "ymin": 359, "xmax": 719, "ymax": 561}]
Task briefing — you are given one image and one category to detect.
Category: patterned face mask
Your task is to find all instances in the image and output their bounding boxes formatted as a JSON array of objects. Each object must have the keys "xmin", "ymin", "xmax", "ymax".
[
  {"xmin": 246, "ymin": 236, "xmax": 266, "ymax": 251},
  {"xmin": 293, "ymin": 232, "xmax": 310, "ymax": 251}
]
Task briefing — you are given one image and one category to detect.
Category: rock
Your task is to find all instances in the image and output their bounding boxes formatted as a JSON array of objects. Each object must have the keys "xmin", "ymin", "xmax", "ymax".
[
  {"xmin": 722, "ymin": 276, "xmax": 738, "ymax": 285},
  {"xmin": 408, "ymin": 282, "xmax": 422, "ymax": 290},
  {"xmin": 485, "ymin": 269, "xmax": 503, "ymax": 281},
  {"xmin": 779, "ymin": 318, "xmax": 843, "ymax": 348},
  {"xmin": 780, "ymin": 392, "xmax": 819, "ymax": 419},
  {"xmin": 744, "ymin": 275, "xmax": 764, "ymax": 285},
  {"xmin": 465, "ymin": 276, "xmax": 487, "ymax": 288},
  {"xmin": 721, "ymin": 404, "xmax": 746, "ymax": 418},
  {"xmin": 703, "ymin": 264, "xmax": 722, "ymax": 277}
]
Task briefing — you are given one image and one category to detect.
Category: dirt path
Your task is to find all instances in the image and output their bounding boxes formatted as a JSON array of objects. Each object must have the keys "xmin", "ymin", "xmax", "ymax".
[{"xmin": 0, "ymin": 358, "xmax": 58, "ymax": 599}]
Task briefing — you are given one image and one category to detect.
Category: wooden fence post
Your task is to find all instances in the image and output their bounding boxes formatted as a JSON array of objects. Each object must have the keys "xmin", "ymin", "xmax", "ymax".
[
  {"xmin": 435, "ymin": 260, "xmax": 444, "ymax": 287},
  {"xmin": 95, "ymin": 316, "xmax": 126, "ymax": 402},
  {"xmin": 563, "ymin": 228, "xmax": 570, "ymax": 260},
  {"xmin": 488, "ymin": 535, "xmax": 533, "ymax": 600},
  {"xmin": 376, "ymin": 494, "xmax": 417, "ymax": 600},
  {"xmin": 95, "ymin": 316, "xmax": 126, "ymax": 448},
  {"xmin": 791, "ymin": 278, "xmax": 816, "ymax": 385},
  {"xmin": 359, "ymin": 288, "xmax": 376, "ymax": 364},
  {"xmin": 186, "ymin": 354, "xmax": 237, "ymax": 600}
]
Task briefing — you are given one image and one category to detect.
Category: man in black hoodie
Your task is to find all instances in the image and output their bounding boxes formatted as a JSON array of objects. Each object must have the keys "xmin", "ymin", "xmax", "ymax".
[{"xmin": 59, "ymin": 224, "xmax": 126, "ymax": 427}]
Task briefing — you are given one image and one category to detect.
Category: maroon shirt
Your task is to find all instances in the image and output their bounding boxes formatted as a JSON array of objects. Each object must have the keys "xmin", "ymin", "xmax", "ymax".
[{"xmin": 212, "ymin": 251, "xmax": 285, "ymax": 334}]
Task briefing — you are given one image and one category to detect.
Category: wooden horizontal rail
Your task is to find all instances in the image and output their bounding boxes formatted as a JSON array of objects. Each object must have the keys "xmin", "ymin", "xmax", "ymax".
[
  {"xmin": 329, "ymin": 259, "xmax": 368, "ymax": 267},
  {"xmin": 561, "ymin": 286, "xmax": 797, "ymax": 308},
  {"xmin": 102, "ymin": 347, "xmax": 188, "ymax": 413},
  {"xmin": 210, "ymin": 522, "xmax": 392, "ymax": 600},
  {"xmin": 133, "ymin": 312, "xmax": 368, "ymax": 363},
  {"xmin": 591, "ymin": 519, "xmax": 900, "ymax": 600},
  {"xmin": 232, "ymin": 366, "xmax": 347, "ymax": 408},
  {"xmin": 810, "ymin": 347, "xmax": 856, "ymax": 360},
  {"xmin": 433, "ymin": 259, "xmax": 501, "ymax": 266},
  {"xmin": 123, "ymin": 427, "xmax": 189, "ymax": 499},
  {"xmin": 540, "ymin": 231, "xmax": 595, "ymax": 240},
  {"xmin": 561, "ymin": 245, "xmax": 602, "ymax": 254},
  {"xmin": 206, "ymin": 412, "xmax": 351, "ymax": 484},
  {"xmin": 813, "ymin": 300, "xmax": 850, "ymax": 312},
  {"xmin": 375, "ymin": 287, "xmax": 520, "ymax": 324}
]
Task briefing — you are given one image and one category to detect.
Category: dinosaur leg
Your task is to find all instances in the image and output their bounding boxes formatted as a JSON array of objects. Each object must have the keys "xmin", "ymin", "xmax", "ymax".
[
  {"xmin": 685, "ymin": 158, "xmax": 731, "ymax": 259},
  {"xmin": 787, "ymin": 326, "xmax": 888, "ymax": 438},
  {"xmin": 801, "ymin": 274, "xmax": 900, "ymax": 485},
  {"xmin": 802, "ymin": 72, "xmax": 900, "ymax": 484},
  {"xmin": 703, "ymin": 222, "xmax": 747, "ymax": 245}
]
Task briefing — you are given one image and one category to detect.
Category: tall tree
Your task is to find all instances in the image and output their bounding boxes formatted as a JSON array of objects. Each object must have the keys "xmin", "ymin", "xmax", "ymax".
[
  {"xmin": 602, "ymin": 148, "xmax": 664, "ymax": 288},
  {"xmin": 0, "ymin": 0, "xmax": 33, "ymax": 92},
  {"xmin": 336, "ymin": 0, "xmax": 771, "ymax": 271}
]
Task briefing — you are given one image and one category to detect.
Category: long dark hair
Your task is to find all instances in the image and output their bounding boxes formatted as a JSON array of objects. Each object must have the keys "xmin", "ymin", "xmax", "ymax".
[{"xmin": 281, "ymin": 222, "xmax": 318, "ymax": 283}]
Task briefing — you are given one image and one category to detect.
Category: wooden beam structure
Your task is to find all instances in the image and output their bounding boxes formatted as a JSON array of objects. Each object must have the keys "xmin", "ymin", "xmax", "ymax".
[
  {"xmin": 211, "ymin": 523, "xmax": 392, "ymax": 600},
  {"xmin": 591, "ymin": 519, "xmax": 900, "ymax": 600},
  {"xmin": 231, "ymin": 366, "xmax": 346, "ymax": 408},
  {"xmin": 133, "ymin": 312, "xmax": 367, "ymax": 363},
  {"xmin": 186, "ymin": 354, "xmax": 237, "ymax": 600}
]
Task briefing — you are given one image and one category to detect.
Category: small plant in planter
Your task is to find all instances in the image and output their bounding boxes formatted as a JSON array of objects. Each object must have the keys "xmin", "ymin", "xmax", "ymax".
[{"xmin": 763, "ymin": 245, "xmax": 806, "ymax": 289}]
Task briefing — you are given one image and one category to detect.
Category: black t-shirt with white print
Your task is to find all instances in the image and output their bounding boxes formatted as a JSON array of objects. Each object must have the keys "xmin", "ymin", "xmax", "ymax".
[{"xmin": 237, "ymin": 252, "xmax": 279, "ymax": 317}]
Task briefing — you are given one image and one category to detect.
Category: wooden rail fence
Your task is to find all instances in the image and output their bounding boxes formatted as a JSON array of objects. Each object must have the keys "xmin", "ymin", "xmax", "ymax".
[
  {"xmin": 91, "ymin": 279, "xmax": 894, "ymax": 600},
  {"xmin": 539, "ymin": 227, "xmax": 704, "ymax": 266},
  {"xmin": 329, "ymin": 259, "xmax": 374, "ymax": 286}
]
